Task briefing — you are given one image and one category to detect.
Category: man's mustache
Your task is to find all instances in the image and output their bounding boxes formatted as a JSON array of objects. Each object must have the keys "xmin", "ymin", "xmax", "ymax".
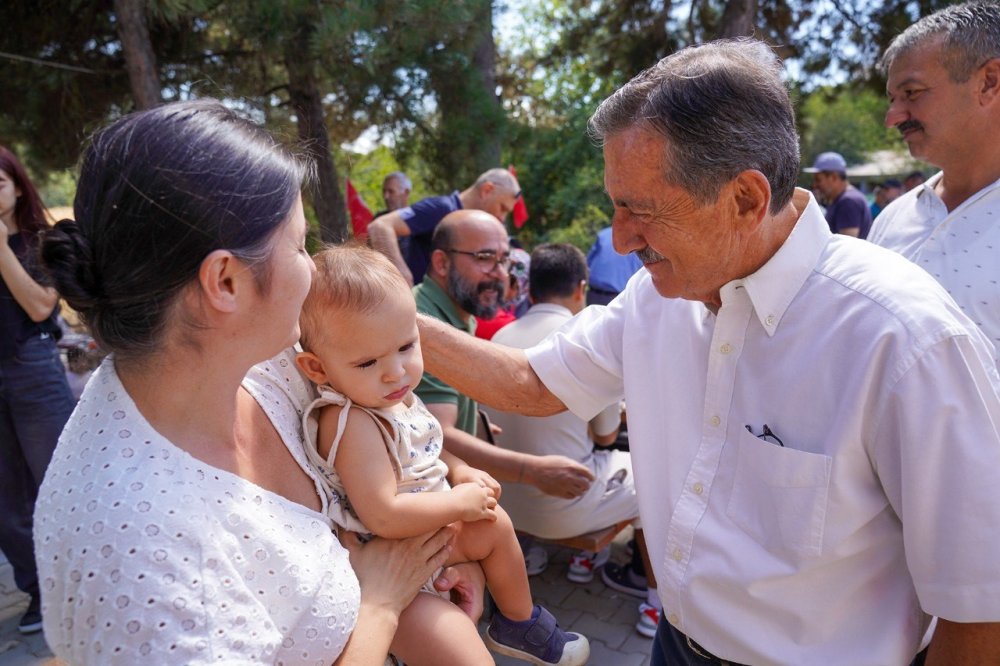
[
  {"xmin": 637, "ymin": 247, "xmax": 665, "ymax": 263},
  {"xmin": 896, "ymin": 119, "xmax": 923, "ymax": 135}
]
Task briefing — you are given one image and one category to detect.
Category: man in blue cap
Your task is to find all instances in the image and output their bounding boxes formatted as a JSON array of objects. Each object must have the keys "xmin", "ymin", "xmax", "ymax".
[{"xmin": 804, "ymin": 151, "xmax": 874, "ymax": 238}]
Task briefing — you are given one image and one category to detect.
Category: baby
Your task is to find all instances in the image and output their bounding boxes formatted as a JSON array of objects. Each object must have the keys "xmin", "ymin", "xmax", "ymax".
[{"xmin": 296, "ymin": 245, "xmax": 589, "ymax": 666}]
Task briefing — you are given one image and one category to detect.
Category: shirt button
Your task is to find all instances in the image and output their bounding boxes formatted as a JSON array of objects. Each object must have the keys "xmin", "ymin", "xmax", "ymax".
[
  {"xmin": 710, "ymin": 415, "xmax": 721, "ymax": 427},
  {"xmin": 668, "ymin": 613, "xmax": 680, "ymax": 626},
  {"xmin": 719, "ymin": 343, "xmax": 732, "ymax": 354},
  {"xmin": 672, "ymin": 548, "xmax": 683, "ymax": 562},
  {"xmin": 765, "ymin": 314, "xmax": 776, "ymax": 326},
  {"xmin": 693, "ymin": 482, "xmax": 704, "ymax": 495}
]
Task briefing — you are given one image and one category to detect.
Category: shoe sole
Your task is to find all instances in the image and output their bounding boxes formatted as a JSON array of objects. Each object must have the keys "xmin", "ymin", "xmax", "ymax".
[
  {"xmin": 635, "ymin": 620, "xmax": 657, "ymax": 639},
  {"xmin": 565, "ymin": 569, "xmax": 595, "ymax": 584},
  {"xmin": 18, "ymin": 622, "xmax": 43, "ymax": 635},
  {"xmin": 485, "ymin": 632, "xmax": 591, "ymax": 666}
]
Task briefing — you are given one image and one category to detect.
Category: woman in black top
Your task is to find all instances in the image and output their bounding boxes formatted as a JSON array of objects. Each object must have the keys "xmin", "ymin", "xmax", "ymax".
[{"xmin": 0, "ymin": 145, "xmax": 75, "ymax": 635}]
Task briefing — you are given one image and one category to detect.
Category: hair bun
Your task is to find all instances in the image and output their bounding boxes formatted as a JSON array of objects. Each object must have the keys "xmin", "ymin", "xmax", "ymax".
[{"xmin": 41, "ymin": 219, "xmax": 105, "ymax": 311}]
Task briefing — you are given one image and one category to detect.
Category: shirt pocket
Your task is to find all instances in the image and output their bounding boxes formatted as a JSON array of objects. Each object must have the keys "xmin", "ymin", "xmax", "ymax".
[{"xmin": 726, "ymin": 427, "xmax": 832, "ymax": 559}]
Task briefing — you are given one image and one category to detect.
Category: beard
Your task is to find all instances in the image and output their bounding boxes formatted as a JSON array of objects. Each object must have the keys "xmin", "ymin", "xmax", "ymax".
[{"xmin": 447, "ymin": 266, "xmax": 505, "ymax": 319}]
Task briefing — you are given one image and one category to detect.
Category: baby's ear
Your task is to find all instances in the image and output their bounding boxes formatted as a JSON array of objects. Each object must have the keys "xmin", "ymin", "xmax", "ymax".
[{"xmin": 295, "ymin": 351, "xmax": 329, "ymax": 385}]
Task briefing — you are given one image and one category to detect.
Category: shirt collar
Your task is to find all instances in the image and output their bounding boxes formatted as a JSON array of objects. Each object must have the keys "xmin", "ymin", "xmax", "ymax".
[
  {"xmin": 527, "ymin": 302, "xmax": 573, "ymax": 317},
  {"xmin": 725, "ymin": 188, "xmax": 831, "ymax": 337}
]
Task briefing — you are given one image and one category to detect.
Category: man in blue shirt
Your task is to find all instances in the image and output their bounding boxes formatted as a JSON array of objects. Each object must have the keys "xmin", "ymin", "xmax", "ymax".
[
  {"xmin": 805, "ymin": 151, "xmax": 874, "ymax": 239},
  {"xmin": 369, "ymin": 168, "xmax": 521, "ymax": 285},
  {"xmin": 586, "ymin": 226, "xmax": 643, "ymax": 305}
]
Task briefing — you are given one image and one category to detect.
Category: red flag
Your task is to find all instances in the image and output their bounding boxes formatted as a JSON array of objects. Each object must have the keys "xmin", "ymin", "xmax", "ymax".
[
  {"xmin": 508, "ymin": 165, "xmax": 529, "ymax": 229},
  {"xmin": 346, "ymin": 178, "xmax": 374, "ymax": 239}
]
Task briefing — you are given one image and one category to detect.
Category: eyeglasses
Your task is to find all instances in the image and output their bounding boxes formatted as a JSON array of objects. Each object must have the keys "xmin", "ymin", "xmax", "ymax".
[{"xmin": 444, "ymin": 249, "xmax": 511, "ymax": 273}]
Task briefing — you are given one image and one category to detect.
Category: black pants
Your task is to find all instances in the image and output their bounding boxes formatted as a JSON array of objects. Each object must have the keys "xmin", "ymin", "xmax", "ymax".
[{"xmin": 651, "ymin": 620, "xmax": 929, "ymax": 666}]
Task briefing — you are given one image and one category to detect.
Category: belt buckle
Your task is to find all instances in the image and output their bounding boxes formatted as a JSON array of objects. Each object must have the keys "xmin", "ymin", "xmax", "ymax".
[{"xmin": 686, "ymin": 635, "xmax": 730, "ymax": 665}]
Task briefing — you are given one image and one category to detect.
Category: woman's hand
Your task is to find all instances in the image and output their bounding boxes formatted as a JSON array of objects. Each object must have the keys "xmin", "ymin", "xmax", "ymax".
[
  {"xmin": 433, "ymin": 562, "xmax": 487, "ymax": 622},
  {"xmin": 341, "ymin": 525, "xmax": 455, "ymax": 615}
]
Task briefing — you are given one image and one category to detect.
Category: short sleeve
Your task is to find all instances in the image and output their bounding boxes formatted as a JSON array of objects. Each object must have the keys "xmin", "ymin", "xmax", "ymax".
[
  {"xmin": 402, "ymin": 196, "xmax": 452, "ymax": 236},
  {"xmin": 527, "ymin": 298, "xmax": 627, "ymax": 421}
]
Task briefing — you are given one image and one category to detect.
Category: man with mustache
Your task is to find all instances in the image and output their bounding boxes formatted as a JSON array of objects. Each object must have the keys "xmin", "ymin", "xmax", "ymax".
[
  {"xmin": 416, "ymin": 39, "xmax": 1000, "ymax": 664},
  {"xmin": 869, "ymin": 0, "xmax": 1000, "ymax": 372},
  {"xmin": 413, "ymin": 210, "xmax": 597, "ymax": 512}
]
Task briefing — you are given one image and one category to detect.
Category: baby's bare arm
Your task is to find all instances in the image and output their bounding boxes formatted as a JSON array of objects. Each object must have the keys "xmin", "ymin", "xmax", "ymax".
[{"xmin": 330, "ymin": 407, "xmax": 497, "ymax": 539}]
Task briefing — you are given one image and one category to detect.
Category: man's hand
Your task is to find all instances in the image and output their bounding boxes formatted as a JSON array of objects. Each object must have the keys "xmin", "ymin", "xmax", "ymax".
[
  {"xmin": 524, "ymin": 454, "xmax": 596, "ymax": 499},
  {"xmin": 434, "ymin": 562, "xmax": 487, "ymax": 622}
]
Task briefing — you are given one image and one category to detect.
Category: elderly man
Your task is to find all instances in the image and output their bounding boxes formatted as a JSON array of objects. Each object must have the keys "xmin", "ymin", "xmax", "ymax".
[
  {"xmin": 369, "ymin": 168, "xmax": 521, "ymax": 285},
  {"xmin": 413, "ymin": 210, "xmax": 596, "ymax": 516},
  {"xmin": 869, "ymin": 0, "xmax": 1000, "ymax": 370},
  {"xmin": 416, "ymin": 39, "xmax": 1000, "ymax": 665}
]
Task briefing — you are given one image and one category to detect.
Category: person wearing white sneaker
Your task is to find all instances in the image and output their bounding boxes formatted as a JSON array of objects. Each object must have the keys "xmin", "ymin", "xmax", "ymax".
[{"xmin": 483, "ymin": 245, "xmax": 656, "ymax": 599}]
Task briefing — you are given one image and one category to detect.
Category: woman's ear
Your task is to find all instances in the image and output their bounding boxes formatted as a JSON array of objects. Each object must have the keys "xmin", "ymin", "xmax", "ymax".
[
  {"xmin": 295, "ymin": 351, "xmax": 329, "ymax": 386},
  {"xmin": 197, "ymin": 249, "xmax": 240, "ymax": 313}
]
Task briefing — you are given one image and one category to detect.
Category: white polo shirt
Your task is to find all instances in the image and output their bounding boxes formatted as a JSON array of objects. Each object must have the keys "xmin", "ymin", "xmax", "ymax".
[
  {"xmin": 526, "ymin": 191, "xmax": 1000, "ymax": 665},
  {"xmin": 869, "ymin": 171, "xmax": 1000, "ymax": 370}
]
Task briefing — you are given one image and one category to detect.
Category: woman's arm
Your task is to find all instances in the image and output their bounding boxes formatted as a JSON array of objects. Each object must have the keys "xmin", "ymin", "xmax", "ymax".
[
  {"xmin": 0, "ymin": 226, "xmax": 59, "ymax": 322},
  {"xmin": 324, "ymin": 407, "xmax": 497, "ymax": 539},
  {"xmin": 335, "ymin": 527, "xmax": 456, "ymax": 665}
]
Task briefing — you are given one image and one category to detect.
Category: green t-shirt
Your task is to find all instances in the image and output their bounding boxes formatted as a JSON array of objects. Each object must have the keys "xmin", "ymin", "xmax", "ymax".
[{"xmin": 413, "ymin": 278, "xmax": 479, "ymax": 436}]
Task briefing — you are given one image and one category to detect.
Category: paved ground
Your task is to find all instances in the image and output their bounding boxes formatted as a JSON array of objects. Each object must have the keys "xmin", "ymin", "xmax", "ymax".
[{"xmin": 0, "ymin": 527, "xmax": 653, "ymax": 665}]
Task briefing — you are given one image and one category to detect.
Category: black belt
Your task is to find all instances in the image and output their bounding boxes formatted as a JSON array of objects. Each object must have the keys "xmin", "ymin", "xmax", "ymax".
[{"xmin": 686, "ymin": 634, "xmax": 747, "ymax": 665}]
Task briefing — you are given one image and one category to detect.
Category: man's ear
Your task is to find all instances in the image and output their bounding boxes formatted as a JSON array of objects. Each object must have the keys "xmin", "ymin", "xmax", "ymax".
[
  {"xmin": 979, "ymin": 57, "xmax": 1000, "ymax": 103},
  {"xmin": 295, "ymin": 351, "xmax": 329, "ymax": 386},
  {"xmin": 730, "ymin": 170, "xmax": 771, "ymax": 231},
  {"xmin": 479, "ymin": 181, "xmax": 496, "ymax": 199},
  {"xmin": 429, "ymin": 248, "xmax": 450, "ymax": 279},
  {"xmin": 197, "ymin": 249, "xmax": 241, "ymax": 313}
]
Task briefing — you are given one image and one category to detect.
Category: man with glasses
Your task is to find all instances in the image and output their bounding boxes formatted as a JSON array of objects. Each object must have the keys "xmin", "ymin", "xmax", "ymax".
[
  {"xmin": 413, "ymin": 210, "xmax": 597, "ymax": 511},
  {"xmin": 869, "ymin": 0, "xmax": 1000, "ymax": 371},
  {"xmin": 416, "ymin": 39, "xmax": 1000, "ymax": 664},
  {"xmin": 369, "ymin": 168, "xmax": 522, "ymax": 286}
]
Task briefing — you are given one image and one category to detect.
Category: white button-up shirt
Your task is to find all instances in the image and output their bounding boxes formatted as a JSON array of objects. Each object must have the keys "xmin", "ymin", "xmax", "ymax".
[
  {"xmin": 869, "ymin": 172, "xmax": 1000, "ymax": 370},
  {"xmin": 527, "ymin": 192, "xmax": 1000, "ymax": 666}
]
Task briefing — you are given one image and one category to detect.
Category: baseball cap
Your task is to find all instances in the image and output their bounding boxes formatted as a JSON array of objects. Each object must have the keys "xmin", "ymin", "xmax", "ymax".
[{"xmin": 803, "ymin": 151, "xmax": 847, "ymax": 173}]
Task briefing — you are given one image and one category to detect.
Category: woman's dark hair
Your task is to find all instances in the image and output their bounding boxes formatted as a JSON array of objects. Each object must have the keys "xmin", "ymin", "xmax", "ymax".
[
  {"xmin": 0, "ymin": 145, "xmax": 49, "ymax": 243},
  {"xmin": 40, "ymin": 99, "xmax": 307, "ymax": 363}
]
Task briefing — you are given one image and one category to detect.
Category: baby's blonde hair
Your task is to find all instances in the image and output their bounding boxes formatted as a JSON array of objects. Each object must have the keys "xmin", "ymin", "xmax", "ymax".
[{"xmin": 299, "ymin": 243, "xmax": 411, "ymax": 353}]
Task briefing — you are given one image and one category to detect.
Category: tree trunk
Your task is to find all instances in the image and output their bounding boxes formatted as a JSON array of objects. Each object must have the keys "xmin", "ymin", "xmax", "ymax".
[
  {"xmin": 717, "ymin": 0, "xmax": 757, "ymax": 38},
  {"xmin": 112, "ymin": 0, "xmax": 162, "ymax": 109},
  {"xmin": 470, "ymin": 0, "xmax": 502, "ymax": 169},
  {"xmin": 284, "ymin": 45, "xmax": 347, "ymax": 244}
]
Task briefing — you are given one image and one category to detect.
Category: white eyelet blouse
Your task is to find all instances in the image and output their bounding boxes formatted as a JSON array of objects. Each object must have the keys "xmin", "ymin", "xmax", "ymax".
[{"xmin": 34, "ymin": 349, "xmax": 360, "ymax": 665}]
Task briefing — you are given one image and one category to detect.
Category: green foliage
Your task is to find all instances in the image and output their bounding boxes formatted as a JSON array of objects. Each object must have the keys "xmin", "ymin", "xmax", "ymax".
[{"xmin": 799, "ymin": 85, "xmax": 903, "ymax": 166}]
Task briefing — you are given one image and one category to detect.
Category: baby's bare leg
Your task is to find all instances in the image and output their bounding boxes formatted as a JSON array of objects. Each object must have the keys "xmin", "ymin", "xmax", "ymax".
[
  {"xmin": 390, "ymin": 591, "xmax": 493, "ymax": 666},
  {"xmin": 447, "ymin": 505, "xmax": 534, "ymax": 621}
]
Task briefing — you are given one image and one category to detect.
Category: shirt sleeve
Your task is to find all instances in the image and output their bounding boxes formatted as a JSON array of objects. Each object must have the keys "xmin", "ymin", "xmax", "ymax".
[
  {"xmin": 400, "ymin": 196, "xmax": 450, "ymax": 236},
  {"xmin": 590, "ymin": 401, "xmax": 622, "ymax": 438},
  {"xmin": 526, "ymin": 299, "xmax": 627, "ymax": 421},
  {"xmin": 871, "ymin": 333, "xmax": 1000, "ymax": 622}
]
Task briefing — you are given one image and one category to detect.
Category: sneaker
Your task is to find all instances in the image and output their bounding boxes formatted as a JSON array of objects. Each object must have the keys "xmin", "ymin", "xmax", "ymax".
[
  {"xmin": 566, "ymin": 546, "xmax": 610, "ymax": 583},
  {"xmin": 486, "ymin": 605, "xmax": 590, "ymax": 666},
  {"xmin": 524, "ymin": 544, "xmax": 549, "ymax": 577},
  {"xmin": 635, "ymin": 602, "xmax": 659, "ymax": 638},
  {"xmin": 600, "ymin": 561, "xmax": 648, "ymax": 598},
  {"xmin": 18, "ymin": 601, "xmax": 43, "ymax": 635}
]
